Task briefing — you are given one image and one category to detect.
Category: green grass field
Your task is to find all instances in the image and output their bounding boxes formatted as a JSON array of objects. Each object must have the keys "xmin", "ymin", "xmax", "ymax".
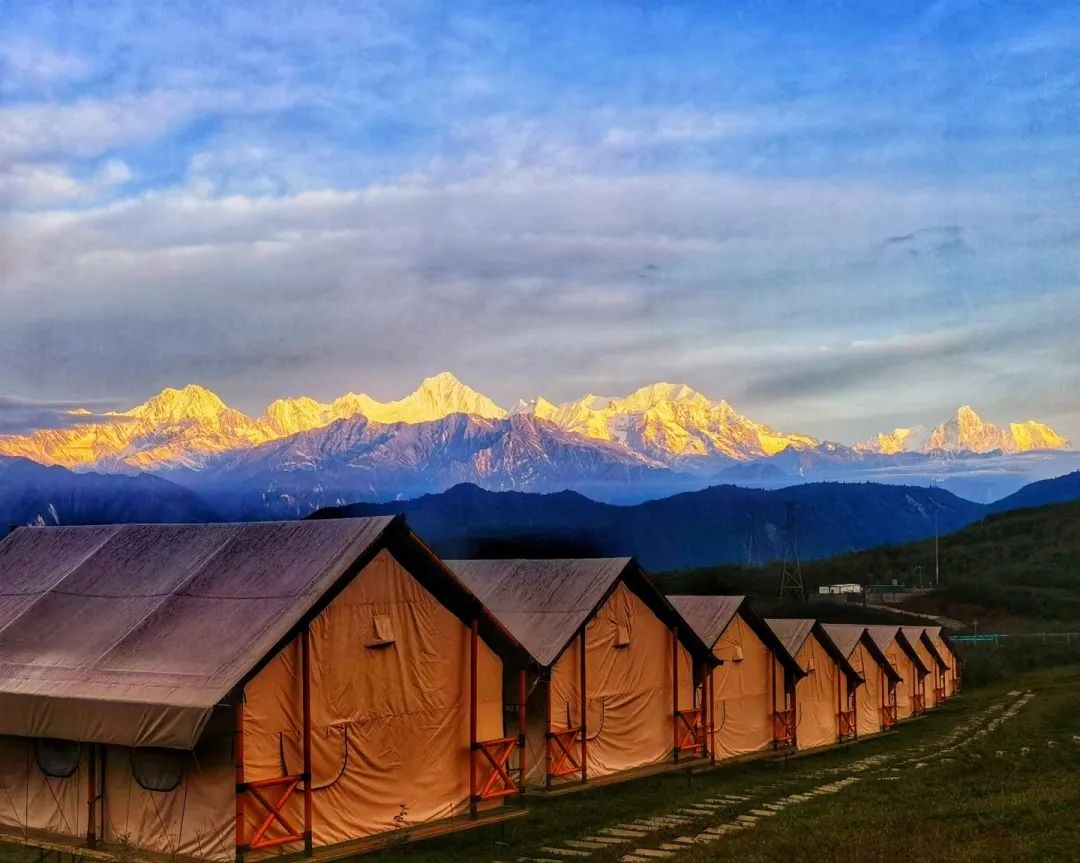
[{"xmin": 365, "ymin": 664, "xmax": 1080, "ymax": 863}]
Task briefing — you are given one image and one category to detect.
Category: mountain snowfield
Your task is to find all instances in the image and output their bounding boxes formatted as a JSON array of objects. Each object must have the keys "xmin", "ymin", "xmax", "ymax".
[
  {"xmin": 0, "ymin": 372, "xmax": 1069, "ymax": 473},
  {"xmin": 853, "ymin": 405, "xmax": 1068, "ymax": 455},
  {"xmin": 0, "ymin": 373, "xmax": 1073, "ymax": 516}
]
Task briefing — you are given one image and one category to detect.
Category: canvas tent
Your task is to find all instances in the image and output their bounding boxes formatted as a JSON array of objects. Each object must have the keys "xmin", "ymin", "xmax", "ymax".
[
  {"xmin": 446, "ymin": 559, "xmax": 714, "ymax": 789},
  {"xmin": 0, "ymin": 518, "xmax": 528, "ymax": 863},
  {"xmin": 667, "ymin": 596, "xmax": 804, "ymax": 758},
  {"xmin": 902, "ymin": 627, "xmax": 949, "ymax": 708},
  {"xmin": 765, "ymin": 620, "xmax": 862, "ymax": 750},
  {"xmin": 865, "ymin": 626, "xmax": 930, "ymax": 720},
  {"xmin": 821, "ymin": 625, "xmax": 903, "ymax": 737},
  {"xmin": 925, "ymin": 626, "xmax": 961, "ymax": 696}
]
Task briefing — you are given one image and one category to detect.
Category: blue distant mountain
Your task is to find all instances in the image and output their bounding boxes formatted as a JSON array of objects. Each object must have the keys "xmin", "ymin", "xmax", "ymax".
[
  {"xmin": 311, "ymin": 481, "xmax": 989, "ymax": 570},
  {"xmin": 0, "ymin": 457, "xmax": 217, "ymax": 536}
]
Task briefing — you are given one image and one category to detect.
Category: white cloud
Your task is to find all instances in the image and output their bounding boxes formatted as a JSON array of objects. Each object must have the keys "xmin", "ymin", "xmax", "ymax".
[
  {"xmin": 0, "ymin": 158, "xmax": 132, "ymax": 208},
  {"xmin": 0, "ymin": 40, "xmax": 89, "ymax": 91}
]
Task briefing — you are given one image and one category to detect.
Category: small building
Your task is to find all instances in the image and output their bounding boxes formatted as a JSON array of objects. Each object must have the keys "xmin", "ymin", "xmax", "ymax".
[
  {"xmin": 925, "ymin": 626, "xmax": 961, "ymax": 696},
  {"xmin": 902, "ymin": 626, "xmax": 950, "ymax": 708},
  {"xmin": 765, "ymin": 620, "xmax": 863, "ymax": 750},
  {"xmin": 817, "ymin": 584, "xmax": 863, "ymax": 595},
  {"xmin": 865, "ymin": 625, "xmax": 931, "ymax": 720},
  {"xmin": 446, "ymin": 559, "xmax": 714, "ymax": 790},
  {"xmin": 821, "ymin": 624, "xmax": 903, "ymax": 736},
  {"xmin": 0, "ymin": 518, "xmax": 527, "ymax": 862},
  {"xmin": 667, "ymin": 595, "xmax": 804, "ymax": 758}
]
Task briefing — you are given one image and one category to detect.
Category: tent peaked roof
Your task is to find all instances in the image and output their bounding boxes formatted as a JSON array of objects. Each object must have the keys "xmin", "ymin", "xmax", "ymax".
[
  {"xmin": 668, "ymin": 595, "xmax": 743, "ymax": 646},
  {"xmin": 0, "ymin": 517, "xmax": 523, "ymax": 749},
  {"xmin": 821, "ymin": 623, "xmax": 902, "ymax": 684},
  {"xmin": 865, "ymin": 624, "xmax": 901, "ymax": 654},
  {"xmin": 820, "ymin": 623, "xmax": 865, "ymax": 658},
  {"xmin": 866, "ymin": 625, "xmax": 931, "ymax": 675},
  {"xmin": 446, "ymin": 558, "xmax": 711, "ymax": 667},
  {"xmin": 766, "ymin": 618, "xmax": 816, "ymax": 657},
  {"xmin": 766, "ymin": 618, "xmax": 862, "ymax": 684},
  {"xmin": 669, "ymin": 594, "xmax": 803, "ymax": 678},
  {"xmin": 903, "ymin": 626, "xmax": 948, "ymax": 669}
]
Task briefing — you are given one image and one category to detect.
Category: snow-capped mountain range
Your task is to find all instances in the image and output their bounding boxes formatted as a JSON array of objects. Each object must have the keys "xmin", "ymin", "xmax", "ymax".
[{"xmin": 0, "ymin": 372, "xmax": 1072, "ymax": 516}]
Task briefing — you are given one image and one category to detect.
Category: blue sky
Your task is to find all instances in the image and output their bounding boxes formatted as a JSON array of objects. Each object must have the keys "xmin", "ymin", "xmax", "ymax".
[{"xmin": 1, "ymin": 0, "xmax": 1077, "ymax": 441}]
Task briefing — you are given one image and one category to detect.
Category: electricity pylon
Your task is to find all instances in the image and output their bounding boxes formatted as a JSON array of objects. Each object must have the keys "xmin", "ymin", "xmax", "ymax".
[{"xmin": 778, "ymin": 502, "xmax": 804, "ymax": 603}]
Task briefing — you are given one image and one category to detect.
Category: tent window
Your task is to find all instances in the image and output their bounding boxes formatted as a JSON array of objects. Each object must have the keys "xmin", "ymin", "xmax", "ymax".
[
  {"xmin": 367, "ymin": 614, "xmax": 395, "ymax": 647},
  {"xmin": 34, "ymin": 739, "xmax": 79, "ymax": 778},
  {"xmin": 131, "ymin": 748, "xmax": 187, "ymax": 792},
  {"xmin": 614, "ymin": 623, "xmax": 631, "ymax": 647}
]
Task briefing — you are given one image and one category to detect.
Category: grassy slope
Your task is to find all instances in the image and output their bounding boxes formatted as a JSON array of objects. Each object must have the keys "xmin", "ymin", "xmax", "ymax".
[
  {"xmin": 361, "ymin": 665, "xmax": 1080, "ymax": 863},
  {"xmin": 659, "ymin": 500, "xmax": 1080, "ymax": 630}
]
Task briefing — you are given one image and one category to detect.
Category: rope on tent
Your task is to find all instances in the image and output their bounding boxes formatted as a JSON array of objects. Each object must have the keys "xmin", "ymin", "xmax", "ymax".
[
  {"xmin": 276, "ymin": 724, "xmax": 349, "ymax": 790},
  {"xmin": 562, "ymin": 697, "xmax": 606, "ymax": 742},
  {"xmin": 146, "ymin": 783, "xmax": 179, "ymax": 858},
  {"xmin": 39, "ymin": 747, "xmax": 77, "ymax": 838}
]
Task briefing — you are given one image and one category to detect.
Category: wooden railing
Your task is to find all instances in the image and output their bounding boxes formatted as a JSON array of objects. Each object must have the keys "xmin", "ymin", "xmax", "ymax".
[
  {"xmin": 881, "ymin": 704, "xmax": 897, "ymax": 728},
  {"xmin": 472, "ymin": 736, "xmax": 521, "ymax": 801},
  {"xmin": 242, "ymin": 775, "xmax": 304, "ymax": 851},
  {"xmin": 675, "ymin": 707, "xmax": 707, "ymax": 757},
  {"xmin": 838, "ymin": 709, "xmax": 857, "ymax": 740},
  {"xmin": 773, "ymin": 709, "xmax": 796, "ymax": 747},
  {"xmin": 547, "ymin": 728, "xmax": 583, "ymax": 778},
  {"xmin": 911, "ymin": 693, "xmax": 925, "ymax": 715}
]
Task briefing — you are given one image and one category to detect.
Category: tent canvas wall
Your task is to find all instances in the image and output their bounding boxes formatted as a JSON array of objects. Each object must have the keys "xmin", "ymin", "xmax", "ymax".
[
  {"xmin": 822, "ymin": 625, "xmax": 902, "ymax": 737},
  {"xmin": 668, "ymin": 596, "xmax": 803, "ymax": 758},
  {"xmin": 765, "ymin": 620, "xmax": 862, "ymax": 750},
  {"xmin": 447, "ymin": 559, "xmax": 713, "ymax": 789},
  {"xmin": 0, "ymin": 518, "xmax": 526, "ymax": 863},
  {"xmin": 926, "ymin": 626, "xmax": 960, "ymax": 695},
  {"xmin": 865, "ymin": 626, "xmax": 930, "ymax": 720},
  {"xmin": 903, "ymin": 627, "xmax": 949, "ymax": 707}
]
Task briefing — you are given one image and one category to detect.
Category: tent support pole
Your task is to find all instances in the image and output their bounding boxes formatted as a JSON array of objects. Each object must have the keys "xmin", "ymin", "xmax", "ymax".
[
  {"xmin": 544, "ymin": 678, "xmax": 552, "ymax": 792},
  {"xmin": 518, "ymin": 669, "xmax": 527, "ymax": 799},
  {"xmin": 770, "ymin": 655, "xmax": 776, "ymax": 748},
  {"xmin": 86, "ymin": 744, "xmax": 96, "ymax": 847},
  {"xmin": 302, "ymin": 627, "xmax": 313, "ymax": 856},
  {"xmin": 671, "ymin": 626, "xmax": 679, "ymax": 764},
  {"xmin": 470, "ymin": 619, "xmax": 479, "ymax": 816},
  {"xmin": 708, "ymin": 662, "xmax": 716, "ymax": 764},
  {"xmin": 579, "ymin": 626, "xmax": 587, "ymax": 783},
  {"xmin": 235, "ymin": 698, "xmax": 245, "ymax": 863}
]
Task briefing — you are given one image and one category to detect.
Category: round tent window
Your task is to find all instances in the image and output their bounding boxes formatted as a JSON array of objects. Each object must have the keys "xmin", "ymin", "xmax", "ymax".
[
  {"xmin": 131, "ymin": 748, "xmax": 187, "ymax": 792},
  {"xmin": 34, "ymin": 739, "xmax": 80, "ymax": 778}
]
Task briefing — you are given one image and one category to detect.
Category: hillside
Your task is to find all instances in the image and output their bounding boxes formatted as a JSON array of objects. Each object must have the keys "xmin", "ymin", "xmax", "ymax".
[
  {"xmin": 0, "ymin": 457, "xmax": 217, "ymax": 536},
  {"xmin": 664, "ymin": 498, "xmax": 1080, "ymax": 627},
  {"xmin": 311, "ymin": 480, "xmax": 984, "ymax": 571}
]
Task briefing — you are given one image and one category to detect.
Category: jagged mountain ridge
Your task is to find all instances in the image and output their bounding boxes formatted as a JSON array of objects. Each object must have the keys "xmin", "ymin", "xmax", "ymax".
[
  {"xmin": 856, "ymin": 405, "xmax": 1068, "ymax": 455},
  {"xmin": 0, "ymin": 374, "xmax": 1067, "ymax": 478},
  {"xmin": 189, "ymin": 412, "xmax": 683, "ymax": 519},
  {"xmin": 0, "ymin": 456, "xmax": 217, "ymax": 536}
]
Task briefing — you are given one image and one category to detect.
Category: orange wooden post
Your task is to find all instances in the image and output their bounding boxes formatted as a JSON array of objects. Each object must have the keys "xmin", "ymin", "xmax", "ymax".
[
  {"xmin": 301, "ymin": 627, "xmax": 313, "ymax": 856},
  {"xmin": 852, "ymin": 672, "xmax": 858, "ymax": 738},
  {"xmin": 671, "ymin": 626, "xmax": 679, "ymax": 763},
  {"xmin": 470, "ymin": 619, "xmax": 479, "ymax": 814},
  {"xmin": 578, "ymin": 626, "xmax": 587, "ymax": 783},
  {"xmin": 235, "ymin": 698, "xmax": 246, "ymax": 863},
  {"xmin": 517, "ymin": 668, "xmax": 527, "ymax": 797},
  {"xmin": 708, "ymin": 663, "xmax": 716, "ymax": 763},
  {"xmin": 544, "ymin": 674, "xmax": 552, "ymax": 791},
  {"xmin": 86, "ymin": 743, "xmax": 96, "ymax": 846}
]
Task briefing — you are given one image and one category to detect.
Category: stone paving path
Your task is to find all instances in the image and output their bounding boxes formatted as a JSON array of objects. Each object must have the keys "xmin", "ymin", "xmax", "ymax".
[{"xmin": 493, "ymin": 690, "xmax": 1035, "ymax": 863}]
